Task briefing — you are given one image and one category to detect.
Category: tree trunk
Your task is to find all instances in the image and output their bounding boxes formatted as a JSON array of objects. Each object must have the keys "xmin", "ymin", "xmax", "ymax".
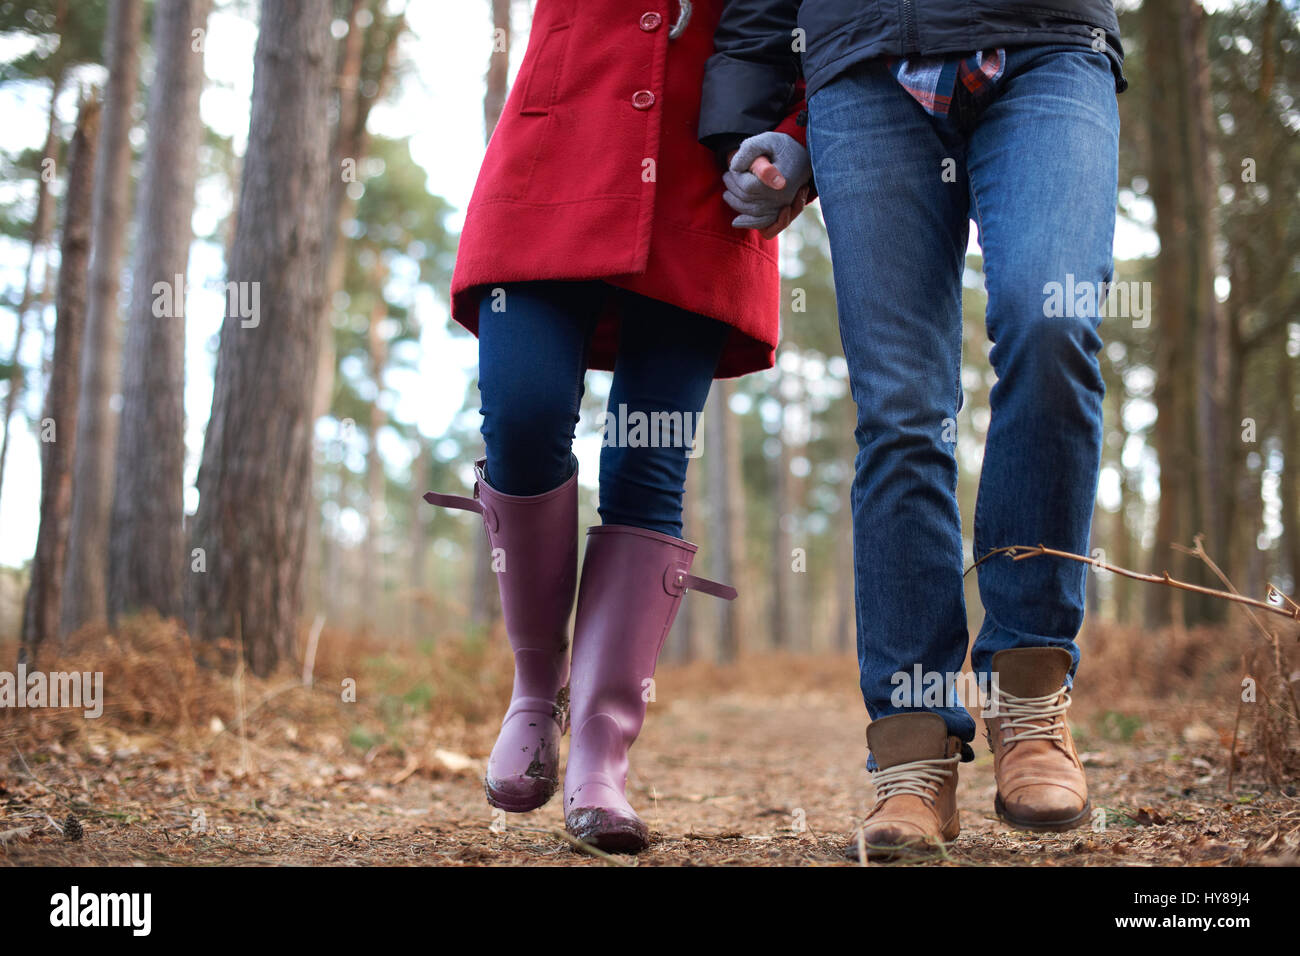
[
  {"xmin": 485, "ymin": 0, "xmax": 512, "ymax": 139},
  {"xmin": 0, "ymin": 69, "xmax": 65, "ymax": 528},
  {"xmin": 1142, "ymin": 0, "xmax": 1220, "ymax": 626},
  {"xmin": 361, "ymin": 261, "xmax": 389, "ymax": 622},
  {"xmin": 314, "ymin": 0, "xmax": 404, "ymax": 425},
  {"xmin": 1110, "ymin": 388, "xmax": 1136, "ymax": 623},
  {"xmin": 784, "ymin": 360, "xmax": 809, "ymax": 648},
  {"xmin": 108, "ymin": 0, "xmax": 211, "ymax": 622},
  {"xmin": 62, "ymin": 0, "xmax": 142, "ymax": 634},
  {"xmin": 21, "ymin": 94, "xmax": 100, "ymax": 657},
  {"xmin": 408, "ymin": 437, "xmax": 429, "ymax": 638},
  {"xmin": 1222, "ymin": 248, "xmax": 1251, "ymax": 592},
  {"xmin": 320, "ymin": 419, "xmax": 349, "ymax": 623},
  {"xmin": 306, "ymin": 1, "xmax": 404, "ymax": 630},
  {"xmin": 769, "ymin": 362, "xmax": 789, "ymax": 650},
  {"xmin": 301, "ymin": 0, "xmax": 364, "ymax": 624},
  {"xmin": 187, "ymin": 0, "xmax": 333, "ymax": 676},
  {"xmin": 1187, "ymin": 2, "xmax": 1228, "ymax": 618},
  {"xmin": 1280, "ymin": 347, "xmax": 1300, "ymax": 590}
]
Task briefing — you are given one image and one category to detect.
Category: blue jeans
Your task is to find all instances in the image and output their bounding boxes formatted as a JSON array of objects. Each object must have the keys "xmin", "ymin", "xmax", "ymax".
[
  {"xmin": 807, "ymin": 45, "xmax": 1119, "ymax": 757},
  {"xmin": 477, "ymin": 280, "xmax": 728, "ymax": 538}
]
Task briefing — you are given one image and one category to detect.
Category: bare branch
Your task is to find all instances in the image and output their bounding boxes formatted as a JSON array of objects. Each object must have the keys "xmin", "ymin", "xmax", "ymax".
[{"xmin": 965, "ymin": 543, "xmax": 1300, "ymax": 627}]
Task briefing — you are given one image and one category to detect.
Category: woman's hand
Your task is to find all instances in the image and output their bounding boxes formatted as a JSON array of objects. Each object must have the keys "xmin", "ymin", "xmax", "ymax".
[
  {"xmin": 754, "ymin": 184, "xmax": 810, "ymax": 239},
  {"xmin": 724, "ymin": 131, "xmax": 813, "ymax": 238}
]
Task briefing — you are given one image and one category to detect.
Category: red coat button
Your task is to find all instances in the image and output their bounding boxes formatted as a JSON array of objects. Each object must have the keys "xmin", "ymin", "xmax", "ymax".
[
  {"xmin": 639, "ymin": 12, "xmax": 662, "ymax": 31},
  {"xmin": 632, "ymin": 90, "xmax": 656, "ymax": 110}
]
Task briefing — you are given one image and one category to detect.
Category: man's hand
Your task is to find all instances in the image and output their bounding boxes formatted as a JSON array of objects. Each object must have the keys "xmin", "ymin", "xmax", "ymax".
[{"xmin": 723, "ymin": 131, "xmax": 813, "ymax": 239}]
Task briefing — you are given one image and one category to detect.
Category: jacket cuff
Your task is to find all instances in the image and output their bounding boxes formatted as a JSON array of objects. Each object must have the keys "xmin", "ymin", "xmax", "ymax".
[
  {"xmin": 698, "ymin": 54, "xmax": 798, "ymax": 149},
  {"xmin": 708, "ymin": 134, "xmax": 747, "ymax": 171}
]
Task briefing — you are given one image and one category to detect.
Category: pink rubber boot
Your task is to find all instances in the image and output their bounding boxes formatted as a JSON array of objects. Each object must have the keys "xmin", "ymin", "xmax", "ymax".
[
  {"xmin": 425, "ymin": 459, "xmax": 577, "ymax": 812},
  {"xmin": 564, "ymin": 525, "xmax": 736, "ymax": 852}
]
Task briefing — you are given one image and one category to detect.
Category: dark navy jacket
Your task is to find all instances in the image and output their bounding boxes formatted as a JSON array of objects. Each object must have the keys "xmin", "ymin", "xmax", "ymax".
[{"xmin": 699, "ymin": 0, "xmax": 1126, "ymax": 150}]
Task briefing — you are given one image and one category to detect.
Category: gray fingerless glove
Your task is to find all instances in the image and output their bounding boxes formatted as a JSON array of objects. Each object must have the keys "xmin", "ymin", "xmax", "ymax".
[{"xmin": 722, "ymin": 131, "xmax": 812, "ymax": 230}]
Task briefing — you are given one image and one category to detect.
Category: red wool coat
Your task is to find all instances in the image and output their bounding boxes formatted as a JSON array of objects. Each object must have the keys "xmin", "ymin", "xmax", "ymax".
[{"xmin": 450, "ymin": 0, "xmax": 806, "ymax": 379}]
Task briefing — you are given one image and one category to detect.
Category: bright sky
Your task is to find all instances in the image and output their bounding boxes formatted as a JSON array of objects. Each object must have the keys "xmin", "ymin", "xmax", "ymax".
[{"xmin": 0, "ymin": 1, "xmax": 1163, "ymax": 568}]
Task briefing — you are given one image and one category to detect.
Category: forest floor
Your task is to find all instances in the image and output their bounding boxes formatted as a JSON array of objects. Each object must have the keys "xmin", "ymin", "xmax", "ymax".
[{"xmin": 1, "ymin": 624, "xmax": 1298, "ymax": 867}]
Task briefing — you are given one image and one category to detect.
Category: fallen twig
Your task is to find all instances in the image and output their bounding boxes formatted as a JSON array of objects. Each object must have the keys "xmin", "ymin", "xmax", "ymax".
[
  {"xmin": 507, "ymin": 825, "xmax": 633, "ymax": 866},
  {"xmin": 549, "ymin": 828, "xmax": 634, "ymax": 866},
  {"xmin": 0, "ymin": 826, "xmax": 33, "ymax": 848},
  {"xmin": 684, "ymin": 830, "xmax": 744, "ymax": 841},
  {"xmin": 302, "ymin": 613, "xmax": 325, "ymax": 689}
]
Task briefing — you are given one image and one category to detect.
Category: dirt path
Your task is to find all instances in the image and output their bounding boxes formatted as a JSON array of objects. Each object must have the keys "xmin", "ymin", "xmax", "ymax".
[{"xmin": 2, "ymin": 655, "xmax": 1297, "ymax": 866}]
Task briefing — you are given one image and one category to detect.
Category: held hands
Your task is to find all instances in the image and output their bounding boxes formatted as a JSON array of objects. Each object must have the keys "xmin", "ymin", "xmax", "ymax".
[{"xmin": 724, "ymin": 131, "xmax": 812, "ymax": 239}]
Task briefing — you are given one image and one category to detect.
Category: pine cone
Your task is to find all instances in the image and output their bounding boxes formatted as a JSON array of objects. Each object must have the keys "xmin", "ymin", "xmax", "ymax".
[{"xmin": 63, "ymin": 813, "xmax": 83, "ymax": 842}]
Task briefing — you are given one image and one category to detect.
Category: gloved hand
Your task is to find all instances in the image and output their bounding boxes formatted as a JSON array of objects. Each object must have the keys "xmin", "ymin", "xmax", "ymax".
[{"xmin": 723, "ymin": 131, "xmax": 813, "ymax": 230}]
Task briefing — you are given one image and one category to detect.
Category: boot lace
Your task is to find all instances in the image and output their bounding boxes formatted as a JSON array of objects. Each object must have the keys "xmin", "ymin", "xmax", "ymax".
[
  {"xmin": 995, "ymin": 688, "xmax": 1070, "ymax": 744},
  {"xmin": 871, "ymin": 755, "xmax": 959, "ymax": 806}
]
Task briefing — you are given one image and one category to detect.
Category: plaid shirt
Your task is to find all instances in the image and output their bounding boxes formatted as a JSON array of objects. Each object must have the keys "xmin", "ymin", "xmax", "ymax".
[{"xmin": 885, "ymin": 49, "xmax": 1006, "ymax": 116}]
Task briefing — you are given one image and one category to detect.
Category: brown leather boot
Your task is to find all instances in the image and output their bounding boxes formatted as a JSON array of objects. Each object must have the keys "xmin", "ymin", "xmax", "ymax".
[
  {"xmin": 985, "ymin": 647, "xmax": 1090, "ymax": 832},
  {"xmin": 846, "ymin": 713, "xmax": 961, "ymax": 861}
]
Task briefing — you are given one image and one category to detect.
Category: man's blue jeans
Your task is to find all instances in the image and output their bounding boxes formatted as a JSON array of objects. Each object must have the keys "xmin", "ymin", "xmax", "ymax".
[{"xmin": 807, "ymin": 44, "xmax": 1120, "ymax": 758}]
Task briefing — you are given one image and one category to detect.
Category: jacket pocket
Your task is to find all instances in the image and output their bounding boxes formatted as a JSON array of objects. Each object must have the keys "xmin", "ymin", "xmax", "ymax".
[{"xmin": 517, "ymin": 23, "xmax": 571, "ymax": 116}]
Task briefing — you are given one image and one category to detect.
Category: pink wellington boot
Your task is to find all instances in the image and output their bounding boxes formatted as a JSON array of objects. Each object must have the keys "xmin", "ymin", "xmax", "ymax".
[
  {"xmin": 564, "ymin": 525, "xmax": 736, "ymax": 852},
  {"xmin": 425, "ymin": 459, "xmax": 577, "ymax": 812}
]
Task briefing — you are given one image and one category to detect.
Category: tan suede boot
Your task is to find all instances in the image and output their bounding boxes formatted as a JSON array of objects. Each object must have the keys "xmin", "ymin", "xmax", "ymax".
[
  {"xmin": 985, "ymin": 647, "xmax": 1090, "ymax": 832},
  {"xmin": 846, "ymin": 713, "xmax": 961, "ymax": 861}
]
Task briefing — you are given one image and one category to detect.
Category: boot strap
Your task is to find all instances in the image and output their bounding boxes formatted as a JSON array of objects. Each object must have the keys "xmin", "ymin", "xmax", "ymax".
[
  {"xmin": 422, "ymin": 459, "xmax": 500, "ymax": 528},
  {"xmin": 665, "ymin": 565, "xmax": 737, "ymax": 601},
  {"xmin": 422, "ymin": 490, "xmax": 482, "ymax": 514},
  {"xmin": 686, "ymin": 574, "xmax": 738, "ymax": 601}
]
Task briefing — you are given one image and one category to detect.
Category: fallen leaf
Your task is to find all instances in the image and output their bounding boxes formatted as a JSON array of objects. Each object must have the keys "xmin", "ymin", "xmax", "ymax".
[
  {"xmin": 432, "ymin": 749, "xmax": 477, "ymax": 773},
  {"xmin": 1132, "ymin": 806, "xmax": 1168, "ymax": 827}
]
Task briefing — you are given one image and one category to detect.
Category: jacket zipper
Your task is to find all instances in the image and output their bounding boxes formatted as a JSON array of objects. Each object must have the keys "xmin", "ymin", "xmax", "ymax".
[{"xmin": 900, "ymin": 0, "xmax": 919, "ymax": 53}]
